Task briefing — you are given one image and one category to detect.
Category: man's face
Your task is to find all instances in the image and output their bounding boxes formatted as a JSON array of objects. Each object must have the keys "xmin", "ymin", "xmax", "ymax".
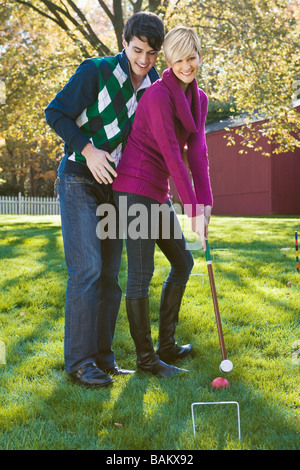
[{"xmin": 123, "ymin": 36, "xmax": 159, "ymax": 81}]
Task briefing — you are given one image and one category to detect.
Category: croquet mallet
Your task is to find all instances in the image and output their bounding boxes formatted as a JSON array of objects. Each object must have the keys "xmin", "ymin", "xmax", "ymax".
[{"xmin": 205, "ymin": 238, "xmax": 233, "ymax": 373}]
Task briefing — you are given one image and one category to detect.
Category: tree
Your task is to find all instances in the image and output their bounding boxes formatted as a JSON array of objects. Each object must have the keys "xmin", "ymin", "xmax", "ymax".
[
  {"xmin": 0, "ymin": 3, "xmax": 82, "ymax": 195},
  {"xmin": 167, "ymin": 0, "xmax": 300, "ymax": 155},
  {"xmin": 10, "ymin": 0, "xmax": 300, "ymax": 156},
  {"xmin": 1, "ymin": 0, "xmax": 299, "ymax": 196},
  {"xmin": 11, "ymin": 0, "xmax": 170, "ymax": 55}
]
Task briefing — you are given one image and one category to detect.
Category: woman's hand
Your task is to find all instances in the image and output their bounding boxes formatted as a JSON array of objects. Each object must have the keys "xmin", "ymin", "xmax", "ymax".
[
  {"xmin": 204, "ymin": 205, "xmax": 212, "ymax": 226},
  {"xmin": 191, "ymin": 205, "xmax": 212, "ymax": 251},
  {"xmin": 191, "ymin": 213, "xmax": 207, "ymax": 251}
]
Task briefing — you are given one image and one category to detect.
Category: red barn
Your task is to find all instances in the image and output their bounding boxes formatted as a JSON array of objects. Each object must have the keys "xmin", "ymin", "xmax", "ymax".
[{"xmin": 170, "ymin": 105, "xmax": 300, "ymax": 216}]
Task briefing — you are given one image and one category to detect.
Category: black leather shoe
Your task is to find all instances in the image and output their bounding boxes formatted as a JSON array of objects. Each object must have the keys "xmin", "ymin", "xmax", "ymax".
[
  {"xmin": 157, "ymin": 343, "xmax": 192, "ymax": 363},
  {"xmin": 138, "ymin": 357, "xmax": 190, "ymax": 377},
  {"xmin": 69, "ymin": 362, "xmax": 114, "ymax": 387},
  {"xmin": 104, "ymin": 366, "xmax": 135, "ymax": 376}
]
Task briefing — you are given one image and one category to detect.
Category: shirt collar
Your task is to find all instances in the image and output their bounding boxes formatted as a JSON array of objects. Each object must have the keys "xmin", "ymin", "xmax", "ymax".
[
  {"xmin": 136, "ymin": 74, "xmax": 151, "ymax": 92},
  {"xmin": 117, "ymin": 49, "xmax": 159, "ymax": 85}
]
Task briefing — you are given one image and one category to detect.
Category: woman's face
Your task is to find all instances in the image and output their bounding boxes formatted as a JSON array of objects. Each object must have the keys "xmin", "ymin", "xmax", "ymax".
[{"xmin": 170, "ymin": 53, "xmax": 200, "ymax": 91}]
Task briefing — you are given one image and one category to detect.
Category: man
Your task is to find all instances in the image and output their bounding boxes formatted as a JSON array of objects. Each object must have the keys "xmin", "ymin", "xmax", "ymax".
[{"xmin": 45, "ymin": 12, "xmax": 164, "ymax": 387}]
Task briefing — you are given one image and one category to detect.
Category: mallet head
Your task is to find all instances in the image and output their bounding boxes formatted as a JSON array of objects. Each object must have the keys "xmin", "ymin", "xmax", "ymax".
[{"xmin": 219, "ymin": 359, "xmax": 233, "ymax": 373}]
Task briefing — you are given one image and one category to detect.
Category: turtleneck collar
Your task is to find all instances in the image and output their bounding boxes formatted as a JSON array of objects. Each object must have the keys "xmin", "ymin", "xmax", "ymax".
[{"xmin": 162, "ymin": 68, "xmax": 201, "ymax": 133}]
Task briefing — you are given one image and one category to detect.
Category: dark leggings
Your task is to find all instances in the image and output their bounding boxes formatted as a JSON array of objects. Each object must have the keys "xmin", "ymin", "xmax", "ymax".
[{"xmin": 114, "ymin": 191, "xmax": 194, "ymax": 298}]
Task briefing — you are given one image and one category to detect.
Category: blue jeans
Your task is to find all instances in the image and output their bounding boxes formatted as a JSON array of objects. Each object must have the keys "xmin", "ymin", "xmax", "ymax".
[
  {"xmin": 57, "ymin": 173, "xmax": 123, "ymax": 373},
  {"xmin": 113, "ymin": 192, "xmax": 194, "ymax": 298}
]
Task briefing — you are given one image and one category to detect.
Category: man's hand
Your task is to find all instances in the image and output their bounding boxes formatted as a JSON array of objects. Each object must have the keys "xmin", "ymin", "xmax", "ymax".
[{"xmin": 82, "ymin": 143, "xmax": 117, "ymax": 184}]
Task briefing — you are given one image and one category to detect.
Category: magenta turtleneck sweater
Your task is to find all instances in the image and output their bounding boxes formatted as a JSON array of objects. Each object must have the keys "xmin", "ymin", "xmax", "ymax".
[{"xmin": 112, "ymin": 68, "xmax": 213, "ymax": 217}]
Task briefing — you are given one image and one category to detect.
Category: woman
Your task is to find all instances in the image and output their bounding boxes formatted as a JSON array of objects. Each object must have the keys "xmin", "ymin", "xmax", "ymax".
[{"xmin": 113, "ymin": 27, "xmax": 213, "ymax": 377}]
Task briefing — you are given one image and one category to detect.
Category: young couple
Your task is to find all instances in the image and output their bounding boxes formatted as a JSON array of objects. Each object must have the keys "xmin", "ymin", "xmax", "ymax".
[{"xmin": 45, "ymin": 12, "xmax": 213, "ymax": 387}]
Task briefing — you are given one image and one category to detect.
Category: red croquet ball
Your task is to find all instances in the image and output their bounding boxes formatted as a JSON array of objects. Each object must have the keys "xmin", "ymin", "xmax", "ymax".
[{"xmin": 212, "ymin": 377, "xmax": 230, "ymax": 389}]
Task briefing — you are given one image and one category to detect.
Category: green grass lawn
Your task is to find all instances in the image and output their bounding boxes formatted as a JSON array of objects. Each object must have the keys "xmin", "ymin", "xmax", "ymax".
[{"xmin": 0, "ymin": 214, "xmax": 299, "ymax": 450}]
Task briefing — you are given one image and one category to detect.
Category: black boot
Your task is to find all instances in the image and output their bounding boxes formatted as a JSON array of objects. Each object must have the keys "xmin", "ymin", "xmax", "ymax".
[
  {"xmin": 126, "ymin": 296, "xmax": 189, "ymax": 377},
  {"xmin": 156, "ymin": 282, "xmax": 192, "ymax": 363}
]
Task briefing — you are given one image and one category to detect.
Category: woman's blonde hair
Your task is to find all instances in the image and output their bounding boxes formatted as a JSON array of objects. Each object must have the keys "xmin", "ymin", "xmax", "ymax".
[{"xmin": 163, "ymin": 26, "xmax": 201, "ymax": 65}]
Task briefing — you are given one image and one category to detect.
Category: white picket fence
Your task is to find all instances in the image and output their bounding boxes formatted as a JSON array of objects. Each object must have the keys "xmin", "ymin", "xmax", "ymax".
[{"xmin": 0, "ymin": 192, "xmax": 60, "ymax": 215}]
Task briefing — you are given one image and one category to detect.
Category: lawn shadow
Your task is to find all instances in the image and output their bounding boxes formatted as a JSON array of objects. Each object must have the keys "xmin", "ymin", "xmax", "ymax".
[
  {"xmin": 190, "ymin": 236, "xmax": 299, "ymax": 322},
  {"xmin": 98, "ymin": 361, "xmax": 299, "ymax": 450},
  {"xmin": 1, "ymin": 216, "xmax": 299, "ymax": 449},
  {"xmin": 0, "ymin": 221, "xmax": 65, "ymax": 292},
  {"xmin": 1, "ymin": 219, "xmax": 65, "ymax": 280},
  {"xmin": 0, "ymin": 221, "xmax": 66, "ymax": 369}
]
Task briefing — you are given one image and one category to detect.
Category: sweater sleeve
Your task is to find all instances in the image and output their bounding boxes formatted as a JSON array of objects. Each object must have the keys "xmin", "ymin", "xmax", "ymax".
[
  {"xmin": 45, "ymin": 59, "xmax": 99, "ymax": 155},
  {"xmin": 187, "ymin": 90, "xmax": 213, "ymax": 207},
  {"xmin": 146, "ymin": 88, "xmax": 203, "ymax": 217}
]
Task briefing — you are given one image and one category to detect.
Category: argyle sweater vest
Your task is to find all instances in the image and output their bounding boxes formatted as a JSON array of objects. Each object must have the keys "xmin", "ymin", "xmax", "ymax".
[{"xmin": 68, "ymin": 56, "xmax": 151, "ymax": 167}]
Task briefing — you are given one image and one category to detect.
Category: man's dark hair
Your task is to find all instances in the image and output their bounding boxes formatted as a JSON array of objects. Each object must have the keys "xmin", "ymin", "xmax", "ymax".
[{"xmin": 123, "ymin": 12, "xmax": 164, "ymax": 51}]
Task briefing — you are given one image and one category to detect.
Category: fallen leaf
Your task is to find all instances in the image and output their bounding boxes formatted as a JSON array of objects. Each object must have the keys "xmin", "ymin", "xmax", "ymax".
[{"xmin": 114, "ymin": 423, "xmax": 123, "ymax": 428}]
